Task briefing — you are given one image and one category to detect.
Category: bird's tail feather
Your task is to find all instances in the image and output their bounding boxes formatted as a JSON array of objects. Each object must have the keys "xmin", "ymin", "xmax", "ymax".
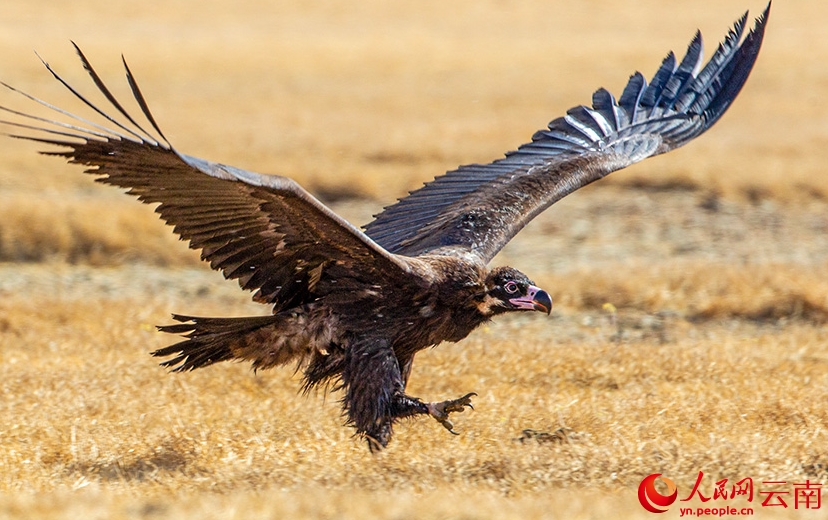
[{"xmin": 153, "ymin": 314, "xmax": 297, "ymax": 372}]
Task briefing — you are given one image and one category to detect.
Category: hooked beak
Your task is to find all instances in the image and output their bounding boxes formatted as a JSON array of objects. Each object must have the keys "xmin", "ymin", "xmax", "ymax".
[{"xmin": 509, "ymin": 285, "xmax": 553, "ymax": 315}]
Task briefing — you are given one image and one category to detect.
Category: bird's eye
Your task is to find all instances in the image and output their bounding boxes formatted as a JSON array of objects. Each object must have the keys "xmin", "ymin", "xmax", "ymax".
[{"xmin": 504, "ymin": 281, "xmax": 519, "ymax": 294}]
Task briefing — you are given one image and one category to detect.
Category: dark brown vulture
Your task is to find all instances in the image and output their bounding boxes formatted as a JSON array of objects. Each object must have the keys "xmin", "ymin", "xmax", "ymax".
[{"xmin": 1, "ymin": 6, "xmax": 769, "ymax": 450}]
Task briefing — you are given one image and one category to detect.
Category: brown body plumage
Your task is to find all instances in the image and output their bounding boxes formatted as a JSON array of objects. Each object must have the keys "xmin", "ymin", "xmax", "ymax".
[
  {"xmin": 156, "ymin": 254, "xmax": 529, "ymax": 445},
  {"xmin": 0, "ymin": 5, "xmax": 769, "ymax": 449}
]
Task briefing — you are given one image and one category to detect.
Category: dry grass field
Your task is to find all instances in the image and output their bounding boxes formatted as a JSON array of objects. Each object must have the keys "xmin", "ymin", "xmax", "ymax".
[{"xmin": 1, "ymin": 0, "xmax": 828, "ymax": 518}]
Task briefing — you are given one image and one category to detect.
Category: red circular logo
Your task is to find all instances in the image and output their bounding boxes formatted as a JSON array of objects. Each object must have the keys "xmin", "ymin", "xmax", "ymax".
[{"xmin": 638, "ymin": 473, "xmax": 678, "ymax": 513}]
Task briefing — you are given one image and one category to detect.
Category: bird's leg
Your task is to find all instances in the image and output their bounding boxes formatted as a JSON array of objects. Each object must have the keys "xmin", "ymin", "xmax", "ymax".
[
  {"xmin": 395, "ymin": 357, "xmax": 477, "ymax": 434},
  {"xmin": 390, "ymin": 392, "xmax": 477, "ymax": 435},
  {"xmin": 342, "ymin": 340, "xmax": 477, "ymax": 449},
  {"xmin": 340, "ymin": 338, "xmax": 405, "ymax": 449}
]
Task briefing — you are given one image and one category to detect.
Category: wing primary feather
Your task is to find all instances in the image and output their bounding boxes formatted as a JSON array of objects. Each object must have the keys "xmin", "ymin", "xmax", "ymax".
[
  {"xmin": 570, "ymin": 105, "xmax": 613, "ymax": 138},
  {"xmin": 0, "ymin": 104, "xmax": 111, "ymax": 140},
  {"xmin": 3, "ymin": 135, "xmax": 88, "ymax": 152},
  {"xmin": 0, "ymin": 79, "xmax": 138, "ymax": 143},
  {"xmin": 661, "ymin": 31, "xmax": 704, "ymax": 110},
  {"xmin": 695, "ymin": 7, "xmax": 769, "ymax": 123},
  {"xmin": 70, "ymin": 42, "xmax": 162, "ymax": 147},
  {"xmin": 640, "ymin": 51, "xmax": 677, "ymax": 110},
  {"xmin": 563, "ymin": 111, "xmax": 603, "ymax": 142},
  {"xmin": 33, "ymin": 51, "xmax": 150, "ymax": 144},
  {"xmin": 121, "ymin": 55, "xmax": 171, "ymax": 148},
  {"xmin": 0, "ymin": 118, "xmax": 106, "ymax": 142},
  {"xmin": 591, "ymin": 88, "xmax": 620, "ymax": 132},
  {"xmin": 682, "ymin": 11, "xmax": 748, "ymax": 112},
  {"xmin": 617, "ymin": 71, "xmax": 647, "ymax": 123}
]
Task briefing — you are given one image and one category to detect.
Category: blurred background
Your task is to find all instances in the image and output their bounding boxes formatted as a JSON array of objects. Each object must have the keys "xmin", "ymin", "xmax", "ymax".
[{"xmin": 0, "ymin": 0, "xmax": 815, "ymax": 201}]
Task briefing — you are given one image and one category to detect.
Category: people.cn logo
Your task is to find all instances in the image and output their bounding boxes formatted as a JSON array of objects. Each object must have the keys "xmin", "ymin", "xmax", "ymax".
[{"xmin": 638, "ymin": 474, "xmax": 678, "ymax": 513}]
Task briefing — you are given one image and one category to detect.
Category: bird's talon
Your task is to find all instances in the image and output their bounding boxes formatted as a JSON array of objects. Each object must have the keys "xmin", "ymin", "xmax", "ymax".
[
  {"xmin": 428, "ymin": 392, "xmax": 476, "ymax": 435},
  {"xmin": 443, "ymin": 392, "xmax": 477, "ymax": 414}
]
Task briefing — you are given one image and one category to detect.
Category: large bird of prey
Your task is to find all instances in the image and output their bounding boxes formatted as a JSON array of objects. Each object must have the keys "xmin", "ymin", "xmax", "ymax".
[{"xmin": 1, "ymin": 6, "xmax": 769, "ymax": 450}]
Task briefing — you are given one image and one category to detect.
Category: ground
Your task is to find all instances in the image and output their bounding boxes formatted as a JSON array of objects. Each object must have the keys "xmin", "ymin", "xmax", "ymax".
[{"xmin": 1, "ymin": 1, "xmax": 827, "ymax": 519}]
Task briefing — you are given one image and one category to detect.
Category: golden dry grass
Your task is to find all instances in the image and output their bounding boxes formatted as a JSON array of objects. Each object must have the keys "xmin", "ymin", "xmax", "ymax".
[
  {"xmin": 1, "ymin": 0, "xmax": 827, "ymax": 518},
  {"xmin": 2, "ymin": 264, "xmax": 827, "ymax": 519}
]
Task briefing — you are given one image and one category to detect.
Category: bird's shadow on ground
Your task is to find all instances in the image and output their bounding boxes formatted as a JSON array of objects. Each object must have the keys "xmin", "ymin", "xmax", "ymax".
[{"xmin": 64, "ymin": 437, "xmax": 194, "ymax": 483}]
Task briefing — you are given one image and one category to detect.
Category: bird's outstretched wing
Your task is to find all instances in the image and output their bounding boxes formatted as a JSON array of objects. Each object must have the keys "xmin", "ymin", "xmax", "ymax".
[
  {"xmin": 0, "ymin": 44, "xmax": 414, "ymax": 311},
  {"xmin": 364, "ymin": 5, "xmax": 770, "ymax": 262}
]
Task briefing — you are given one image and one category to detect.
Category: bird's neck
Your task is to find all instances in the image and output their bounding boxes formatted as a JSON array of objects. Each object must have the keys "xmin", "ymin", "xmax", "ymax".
[{"xmin": 407, "ymin": 253, "xmax": 491, "ymax": 343}]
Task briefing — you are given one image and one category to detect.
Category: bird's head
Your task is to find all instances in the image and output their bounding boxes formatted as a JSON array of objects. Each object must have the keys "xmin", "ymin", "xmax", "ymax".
[{"xmin": 477, "ymin": 266, "xmax": 553, "ymax": 317}]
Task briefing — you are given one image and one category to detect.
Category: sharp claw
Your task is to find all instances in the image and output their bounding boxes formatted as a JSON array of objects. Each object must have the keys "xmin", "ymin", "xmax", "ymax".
[
  {"xmin": 440, "ymin": 419, "xmax": 459, "ymax": 435},
  {"xmin": 428, "ymin": 392, "xmax": 477, "ymax": 436}
]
